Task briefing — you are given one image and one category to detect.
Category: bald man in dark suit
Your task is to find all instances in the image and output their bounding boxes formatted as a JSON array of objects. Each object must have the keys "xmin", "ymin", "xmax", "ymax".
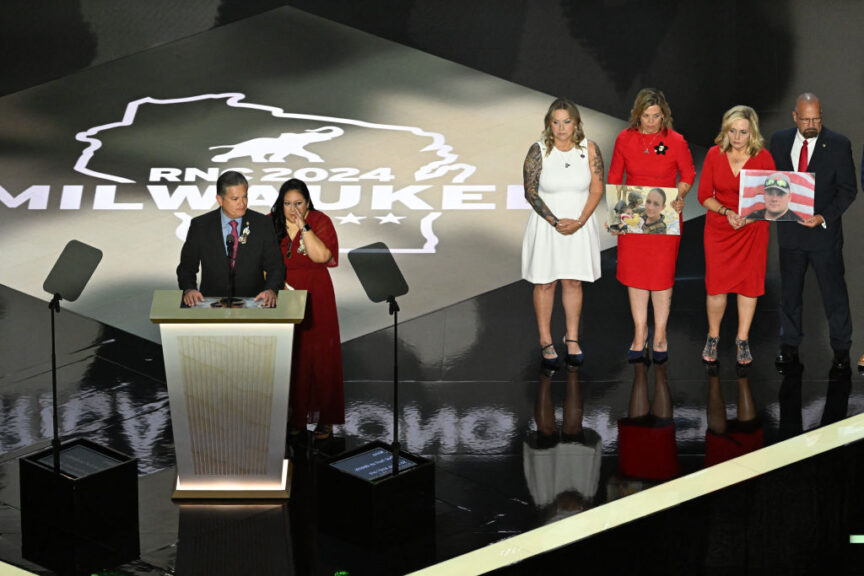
[{"xmin": 769, "ymin": 93, "xmax": 857, "ymax": 372}]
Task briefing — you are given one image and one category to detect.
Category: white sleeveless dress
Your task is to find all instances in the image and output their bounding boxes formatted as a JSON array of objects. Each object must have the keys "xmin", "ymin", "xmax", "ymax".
[{"xmin": 521, "ymin": 138, "xmax": 602, "ymax": 284}]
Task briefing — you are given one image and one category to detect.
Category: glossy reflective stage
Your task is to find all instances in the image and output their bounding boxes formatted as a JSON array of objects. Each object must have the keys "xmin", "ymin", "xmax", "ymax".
[{"xmin": 2, "ymin": 215, "xmax": 864, "ymax": 575}]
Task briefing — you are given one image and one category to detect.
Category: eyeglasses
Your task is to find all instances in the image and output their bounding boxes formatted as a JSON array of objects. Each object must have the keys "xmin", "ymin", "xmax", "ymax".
[{"xmin": 797, "ymin": 116, "xmax": 822, "ymax": 125}]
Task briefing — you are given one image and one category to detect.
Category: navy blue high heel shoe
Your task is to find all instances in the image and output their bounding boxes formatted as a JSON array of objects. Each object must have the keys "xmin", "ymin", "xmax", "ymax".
[
  {"xmin": 627, "ymin": 333, "xmax": 650, "ymax": 363},
  {"xmin": 627, "ymin": 347, "xmax": 648, "ymax": 363},
  {"xmin": 563, "ymin": 337, "xmax": 583, "ymax": 366},
  {"xmin": 541, "ymin": 343, "xmax": 559, "ymax": 370}
]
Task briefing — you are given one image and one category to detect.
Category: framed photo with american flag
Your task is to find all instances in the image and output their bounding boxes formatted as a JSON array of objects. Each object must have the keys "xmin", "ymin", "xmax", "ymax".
[{"xmin": 738, "ymin": 169, "xmax": 815, "ymax": 222}]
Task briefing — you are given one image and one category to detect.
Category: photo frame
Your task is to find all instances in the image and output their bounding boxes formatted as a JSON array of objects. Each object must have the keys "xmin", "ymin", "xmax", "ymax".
[{"xmin": 738, "ymin": 169, "xmax": 815, "ymax": 222}]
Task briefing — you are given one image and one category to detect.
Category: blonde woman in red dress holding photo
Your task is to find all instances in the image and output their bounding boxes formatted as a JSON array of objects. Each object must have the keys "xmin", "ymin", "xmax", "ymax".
[
  {"xmin": 697, "ymin": 106, "xmax": 775, "ymax": 366},
  {"xmin": 608, "ymin": 88, "xmax": 696, "ymax": 363}
]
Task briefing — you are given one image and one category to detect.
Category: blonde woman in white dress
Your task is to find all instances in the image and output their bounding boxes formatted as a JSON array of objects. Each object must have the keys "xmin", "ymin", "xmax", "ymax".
[{"xmin": 522, "ymin": 98, "xmax": 604, "ymax": 370}]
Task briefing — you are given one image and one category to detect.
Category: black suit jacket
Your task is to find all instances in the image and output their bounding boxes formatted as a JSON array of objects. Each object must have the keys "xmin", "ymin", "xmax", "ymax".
[
  {"xmin": 768, "ymin": 126, "xmax": 857, "ymax": 250},
  {"xmin": 176, "ymin": 208, "xmax": 285, "ymax": 297}
]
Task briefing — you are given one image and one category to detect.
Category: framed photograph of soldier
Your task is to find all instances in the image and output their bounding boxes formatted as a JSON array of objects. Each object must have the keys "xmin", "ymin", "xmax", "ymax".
[
  {"xmin": 605, "ymin": 184, "xmax": 680, "ymax": 235},
  {"xmin": 738, "ymin": 169, "xmax": 815, "ymax": 222}
]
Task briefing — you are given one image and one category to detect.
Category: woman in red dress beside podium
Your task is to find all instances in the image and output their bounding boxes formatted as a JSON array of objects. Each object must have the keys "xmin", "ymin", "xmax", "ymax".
[
  {"xmin": 697, "ymin": 106, "xmax": 775, "ymax": 366},
  {"xmin": 271, "ymin": 178, "xmax": 344, "ymax": 440},
  {"xmin": 608, "ymin": 88, "xmax": 696, "ymax": 362}
]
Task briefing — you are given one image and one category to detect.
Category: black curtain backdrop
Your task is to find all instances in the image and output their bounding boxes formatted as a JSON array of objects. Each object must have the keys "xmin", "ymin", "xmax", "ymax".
[{"xmin": 0, "ymin": 1, "xmax": 860, "ymax": 155}]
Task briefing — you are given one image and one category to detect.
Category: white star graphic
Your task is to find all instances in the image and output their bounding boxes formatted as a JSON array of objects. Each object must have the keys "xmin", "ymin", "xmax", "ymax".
[
  {"xmin": 335, "ymin": 213, "xmax": 366, "ymax": 225},
  {"xmin": 375, "ymin": 213, "xmax": 406, "ymax": 224}
]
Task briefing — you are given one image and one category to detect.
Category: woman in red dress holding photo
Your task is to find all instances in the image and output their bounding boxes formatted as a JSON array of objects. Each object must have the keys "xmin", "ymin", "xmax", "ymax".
[
  {"xmin": 271, "ymin": 178, "xmax": 344, "ymax": 440},
  {"xmin": 608, "ymin": 88, "xmax": 696, "ymax": 363},
  {"xmin": 697, "ymin": 106, "xmax": 775, "ymax": 366}
]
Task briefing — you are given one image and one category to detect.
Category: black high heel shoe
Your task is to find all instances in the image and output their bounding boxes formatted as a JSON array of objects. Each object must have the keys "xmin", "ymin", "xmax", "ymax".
[
  {"xmin": 541, "ymin": 343, "xmax": 559, "ymax": 370},
  {"xmin": 627, "ymin": 338, "xmax": 649, "ymax": 363},
  {"xmin": 563, "ymin": 337, "xmax": 583, "ymax": 366}
]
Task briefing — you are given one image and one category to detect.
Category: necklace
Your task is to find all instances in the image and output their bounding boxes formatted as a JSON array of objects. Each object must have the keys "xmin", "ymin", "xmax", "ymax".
[
  {"xmin": 558, "ymin": 144, "xmax": 585, "ymax": 168},
  {"xmin": 639, "ymin": 130, "xmax": 660, "ymax": 154}
]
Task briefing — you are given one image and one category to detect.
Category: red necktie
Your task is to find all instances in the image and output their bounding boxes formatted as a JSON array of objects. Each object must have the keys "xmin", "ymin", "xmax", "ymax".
[
  {"xmin": 229, "ymin": 220, "xmax": 239, "ymax": 267},
  {"xmin": 797, "ymin": 139, "xmax": 808, "ymax": 172}
]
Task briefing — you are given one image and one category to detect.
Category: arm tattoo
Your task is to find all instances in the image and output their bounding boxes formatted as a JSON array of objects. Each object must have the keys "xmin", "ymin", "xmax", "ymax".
[
  {"xmin": 523, "ymin": 143, "xmax": 557, "ymax": 223},
  {"xmin": 591, "ymin": 141, "xmax": 606, "ymax": 187}
]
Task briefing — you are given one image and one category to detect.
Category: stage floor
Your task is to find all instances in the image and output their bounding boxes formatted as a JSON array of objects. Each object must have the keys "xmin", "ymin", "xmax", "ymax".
[{"xmin": 2, "ymin": 215, "xmax": 864, "ymax": 575}]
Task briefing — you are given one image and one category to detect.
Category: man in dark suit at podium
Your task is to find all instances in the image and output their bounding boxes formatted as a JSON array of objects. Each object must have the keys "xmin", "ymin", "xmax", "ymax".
[
  {"xmin": 177, "ymin": 170, "xmax": 284, "ymax": 307},
  {"xmin": 769, "ymin": 93, "xmax": 857, "ymax": 372}
]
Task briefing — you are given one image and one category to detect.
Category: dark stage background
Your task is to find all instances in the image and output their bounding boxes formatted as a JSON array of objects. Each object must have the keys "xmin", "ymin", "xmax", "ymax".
[{"xmin": 3, "ymin": 0, "xmax": 863, "ymax": 158}]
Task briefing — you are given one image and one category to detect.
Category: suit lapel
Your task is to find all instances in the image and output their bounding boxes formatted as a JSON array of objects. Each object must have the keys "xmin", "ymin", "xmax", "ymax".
[
  {"xmin": 209, "ymin": 209, "xmax": 222, "ymax": 250},
  {"xmin": 806, "ymin": 129, "xmax": 828, "ymax": 172},
  {"xmin": 778, "ymin": 129, "xmax": 796, "ymax": 171}
]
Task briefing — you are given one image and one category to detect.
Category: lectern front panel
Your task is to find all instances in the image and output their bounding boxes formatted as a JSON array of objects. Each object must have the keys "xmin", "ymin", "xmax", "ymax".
[{"xmin": 161, "ymin": 323, "xmax": 293, "ymax": 492}]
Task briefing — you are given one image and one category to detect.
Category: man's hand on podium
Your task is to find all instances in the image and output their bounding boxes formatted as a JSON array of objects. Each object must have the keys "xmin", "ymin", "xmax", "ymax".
[
  {"xmin": 255, "ymin": 289, "xmax": 277, "ymax": 308},
  {"xmin": 183, "ymin": 289, "xmax": 205, "ymax": 307}
]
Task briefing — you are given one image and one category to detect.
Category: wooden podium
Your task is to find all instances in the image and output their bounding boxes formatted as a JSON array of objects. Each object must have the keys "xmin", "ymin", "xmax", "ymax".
[{"xmin": 150, "ymin": 290, "xmax": 306, "ymax": 499}]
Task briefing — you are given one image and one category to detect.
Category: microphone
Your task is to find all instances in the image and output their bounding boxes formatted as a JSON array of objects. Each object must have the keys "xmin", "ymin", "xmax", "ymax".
[
  {"xmin": 226, "ymin": 233, "xmax": 235, "ymax": 263},
  {"xmin": 224, "ymin": 233, "xmax": 238, "ymax": 307}
]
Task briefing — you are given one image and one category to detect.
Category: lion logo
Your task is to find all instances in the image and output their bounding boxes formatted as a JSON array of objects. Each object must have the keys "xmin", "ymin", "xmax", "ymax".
[{"xmin": 209, "ymin": 126, "xmax": 344, "ymax": 163}]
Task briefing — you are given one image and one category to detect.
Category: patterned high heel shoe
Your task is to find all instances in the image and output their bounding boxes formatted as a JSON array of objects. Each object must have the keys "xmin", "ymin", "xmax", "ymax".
[
  {"xmin": 735, "ymin": 338, "xmax": 752, "ymax": 366},
  {"xmin": 702, "ymin": 335, "xmax": 719, "ymax": 366}
]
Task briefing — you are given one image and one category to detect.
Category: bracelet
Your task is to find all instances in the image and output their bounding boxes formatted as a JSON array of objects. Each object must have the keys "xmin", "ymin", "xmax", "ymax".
[
  {"xmin": 720, "ymin": 206, "xmax": 727, "ymax": 216},
  {"xmin": 575, "ymin": 217, "xmax": 583, "ymax": 227},
  {"xmin": 552, "ymin": 217, "xmax": 559, "ymax": 227}
]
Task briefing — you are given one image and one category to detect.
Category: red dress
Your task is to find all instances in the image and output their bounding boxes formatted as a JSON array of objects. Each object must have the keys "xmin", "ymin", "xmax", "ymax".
[
  {"xmin": 617, "ymin": 418, "xmax": 680, "ymax": 481},
  {"xmin": 608, "ymin": 128, "xmax": 696, "ymax": 290},
  {"xmin": 697, "ymin": 147, "xmax": 775, "ymax": 297},
  {"xmin": 281, "ymin": 210, "xmax": 344, "ymax": 428},
  {"xmin": 705, "ymin": 426, "xmax": 764, "ymax": 467}
]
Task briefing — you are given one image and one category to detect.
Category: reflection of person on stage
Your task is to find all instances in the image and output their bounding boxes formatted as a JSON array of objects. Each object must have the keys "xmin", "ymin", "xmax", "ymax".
[
  {"xmin": 611, "ymin": 359, "xmax": 680, "ymax": 493},
  {"xmin": 177, "ymin": 170, "xmax": 284, "ymax": 307},
  {"xmin": 704, "ymin": 366, "xmax": 763, "ymax": 467},
  {"xmin": 778, "ymin": 361, "xmax": 852, "ymax": 441},
  {"xmin": 746, "ymin": 173, "xmax": 803, "ymax": 222},
  {"xmin": 523, "ymin": 367, "xmax": 601, "ymax": 524},
  {"xmin": 271, "ymin": 178, "xmax": 344, "ymax": 441}
]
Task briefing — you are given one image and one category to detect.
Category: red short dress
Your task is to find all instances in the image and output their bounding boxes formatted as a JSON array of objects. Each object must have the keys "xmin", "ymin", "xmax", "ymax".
[
  {"xmin": 697, "ymin": 146, "xmax": 776, "ymax": 297},
  {"xmin": 281, "ymin": 210, "xmax": 344, "ymax": 428},
  {"xmin": 608, "ymin": 128, "xmax": 696, "ymax": 290}
]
